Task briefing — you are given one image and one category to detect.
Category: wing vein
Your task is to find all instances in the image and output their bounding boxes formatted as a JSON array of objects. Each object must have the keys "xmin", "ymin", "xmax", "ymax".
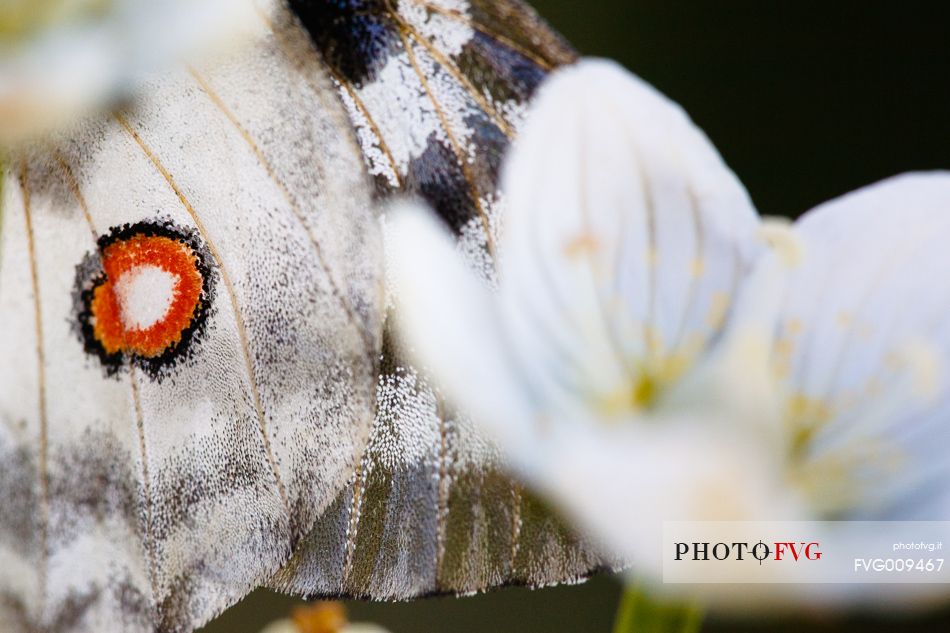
[
  {"xmin": 397, "ymin": 28, "xmax": 497, "ymax": 257},
  {"xmin": 408, "ymin": 0, "xmax": 556, "ymax": 71},
  {"xmin": 54, "ymin": 153, "xmax": 162, "ymax": 614},
  {"xmin": 188, "ymin": 68, "xmax": 377, "ymax": 356},
  {"xmin": 252, "ymin": 4, "xmax": 369, "ymax": 181},
  {"xmin": 255, "ymin": 1, "xmax": 405, "ymax": 191},
  {"xmin": 343, "ymin": 459, "xmax": 365, "ymax": 586},
  {"xmin": 129, "ymin": 367, "xmax": 161, "ymax": 611},
  {"xmin": 388, "ymin": 6, "xmax": 515, "ymax": 139},
  {"xmin": 113, "ymin": 112, "xmax": 295, "ymax": 522},
  {"xmin": 509, "ymin": 483, "xmax": 523, "ymax": 577},
  {"xmin": 434, "ymin": 395, "xmax": 449, "ymax": 588},
  {"xmin": 19, "ymin": 162, "xmax": 50, "ymax": 625},
  {"xmin": 326, "ymin": 68, "xmax": 405, "ymax": 189}
]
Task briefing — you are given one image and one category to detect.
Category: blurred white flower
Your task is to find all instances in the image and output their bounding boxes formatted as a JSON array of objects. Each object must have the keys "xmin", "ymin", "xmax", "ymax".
[
  {"xmin": 259, "ymin": 602, "xmax": 391, "ymax": 633},
  {"xmin": 261, "ymin": 621, "xmax": 390, "ymax": 633},
  {"xmin": 388, "ymin": 57, "xmax": 798, "ymax": 574},
  {"xmin": 772, "ymin": 174, "xmax": 950, "ymax": 523},
  {"xmin": 388, "ymin": 58, "xmax": 950, "ymax": 605},
  {"xmin": 0, "ymin": 0, "xmax": 254, "ymax": 145}
]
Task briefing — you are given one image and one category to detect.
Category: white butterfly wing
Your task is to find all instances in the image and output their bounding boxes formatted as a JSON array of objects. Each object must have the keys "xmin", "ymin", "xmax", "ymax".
[
  {"xmin": 0, "ymin": 5, "xmax": 382, "ymax": 631},
  {"xmin": 269, "ymin": 0, "xmax": 608, "ymax": 599}
]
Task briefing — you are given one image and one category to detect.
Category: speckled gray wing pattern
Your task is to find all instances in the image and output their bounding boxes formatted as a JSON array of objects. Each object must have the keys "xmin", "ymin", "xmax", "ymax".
[
  {"xmin": 0, "ymin": 4, "xmax": 383, "ymax": 631},
  {"xmin": 269, "ymin": 0, "xmax": 610, "ymax": 599}
]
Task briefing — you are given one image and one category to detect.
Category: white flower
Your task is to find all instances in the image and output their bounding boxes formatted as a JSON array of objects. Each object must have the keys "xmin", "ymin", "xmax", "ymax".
[
  {"xmin": 0, "ymin": 0, "xmax": 254, "ymax": 145},
  {"xmin": 261, "ymin": 621, "xmax": 391, "ymax": 633},
  {"xmin": 258, "ymin": 603, "xmax": 392, "ymax": 633},
  {"xmin": 389, "ymin": 59, "xmax": 950, "ymax": 607}
]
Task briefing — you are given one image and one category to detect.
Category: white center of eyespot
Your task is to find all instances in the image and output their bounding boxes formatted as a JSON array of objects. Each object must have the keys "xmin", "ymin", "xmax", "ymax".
[{"xmin": 114, "ymin": 265, "xmax": 178, "ymax": 331}]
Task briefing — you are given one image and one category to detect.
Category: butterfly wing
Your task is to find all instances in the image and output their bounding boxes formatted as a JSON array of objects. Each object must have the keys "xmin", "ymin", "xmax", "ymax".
[
  {"xmin": 270, "ymin": 0, "xmax": 609, "ymax": 599},
  {"xmin": 0, "ymin": 4, "xmax": 383, "ymax": 631}
]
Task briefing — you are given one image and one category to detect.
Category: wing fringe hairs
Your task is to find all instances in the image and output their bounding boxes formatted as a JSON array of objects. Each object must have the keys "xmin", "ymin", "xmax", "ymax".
[
  {"xmin": 0, "ymin": 2, "xmax": 384, "ymax": 631},
  {"xmin": 269, "ymin": 0, "xmax": 614, "ymax": 600}
]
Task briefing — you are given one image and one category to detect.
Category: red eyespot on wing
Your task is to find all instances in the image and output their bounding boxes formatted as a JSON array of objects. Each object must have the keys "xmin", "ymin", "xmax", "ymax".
[
  {"xmin": 75, "ymin": 221, "xmax": 215, "ymax": 377},
  {"xmin": 91, "ymin": 235, "xmax": 204, "ymax": 358}
]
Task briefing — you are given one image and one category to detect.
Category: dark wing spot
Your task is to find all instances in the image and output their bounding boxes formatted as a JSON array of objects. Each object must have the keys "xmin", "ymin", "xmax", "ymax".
[
  {"xmin": 288, "ymin": 0, "xmax": 401, "ymax": 86},
  {"xmin": 458, "ymin": 30, "xmax": 549, "ymax": 104},
  {"xmin": 405, "ymin": 135, "xmax": 478, "ymax": 233}
]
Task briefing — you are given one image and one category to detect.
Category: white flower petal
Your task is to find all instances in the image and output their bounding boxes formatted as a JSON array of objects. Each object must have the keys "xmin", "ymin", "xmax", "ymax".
[
  {"xmin": 661, "ymin": 229, "xmax": 798, "ymax": 452},
  {"xmin": 497, "ymin": 59, "xmax": 761, "ymax": 422},
  {"xmin": 535, "ymin": 412, "xmax": 801, "ymax": 581},
  {"xmin": 777, "ymin": 173, "xmax": 950, "ymax": 518},
  {"xmin": 387, "ymin": 201, "xmax": 545, "ymax": 472}
]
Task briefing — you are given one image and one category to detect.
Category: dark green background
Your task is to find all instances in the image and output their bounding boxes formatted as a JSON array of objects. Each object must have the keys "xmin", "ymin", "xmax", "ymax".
[{"xmin": 205, "ymin": 1, "xmax": 950, "ymax": 631}]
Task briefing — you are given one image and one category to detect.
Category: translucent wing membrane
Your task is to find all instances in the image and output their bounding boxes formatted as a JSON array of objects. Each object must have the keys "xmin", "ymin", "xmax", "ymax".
[
  {"xmin": 270, "ymin": 0, "xmax": 606, "ymax": 599},
  {"xmin": 0, "ymin": 3, "xmax": 383, "ymax": 631}
]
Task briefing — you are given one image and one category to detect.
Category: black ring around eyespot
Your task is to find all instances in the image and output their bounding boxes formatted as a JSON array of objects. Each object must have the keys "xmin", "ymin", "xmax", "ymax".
[{"xmin": 72, "ymin": 219, "xmax": 217, "ymax": 381}]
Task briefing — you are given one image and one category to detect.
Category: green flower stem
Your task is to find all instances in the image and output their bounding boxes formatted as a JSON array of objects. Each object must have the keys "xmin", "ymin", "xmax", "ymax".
[{"xmin": 612, "ymin": 584, "xmax": 704, "ymax": 633}]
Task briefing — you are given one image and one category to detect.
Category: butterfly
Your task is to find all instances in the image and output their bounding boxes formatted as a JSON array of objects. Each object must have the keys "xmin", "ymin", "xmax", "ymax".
[
  {"xmin": 268, "ymin": 0, "xmax": 610, "ymax": 601},
  {"xmin": 0, "ymin": 4, "xmax": 383, "ymax": 630},
  {"xmin": 0, "ymin": 1, "xmax": 607, "ymax": 631}
]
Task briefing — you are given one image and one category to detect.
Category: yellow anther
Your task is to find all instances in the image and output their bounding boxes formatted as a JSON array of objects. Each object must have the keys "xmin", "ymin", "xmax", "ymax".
[
  {"xmin": 785, "ymin": 318, "xmax": 804, "ymax": 336},
  {"xmin": 597, "ymin": 378, "xmax": 653, "ymax": 417},
  {"xmin": 632, "ymin": 374, "xmax": 658, "ymax": 409},
  {"xmin": 562, "ymin": 231, "xmax": 601, "ymax": 259},
  {"xmin": 785, "ymin": 393, "xmax": 833, "ymax": 457},
  {"xmin": 596, "ymin": 356, "xmax": 693, "ymax": 418},
  {"xmin": 774, "ymin": 338, "xmax": 795, "ymax": 359},
  {"xmin": 691, "ymin": 257, "xmax": 706, "ymax": 277}
]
